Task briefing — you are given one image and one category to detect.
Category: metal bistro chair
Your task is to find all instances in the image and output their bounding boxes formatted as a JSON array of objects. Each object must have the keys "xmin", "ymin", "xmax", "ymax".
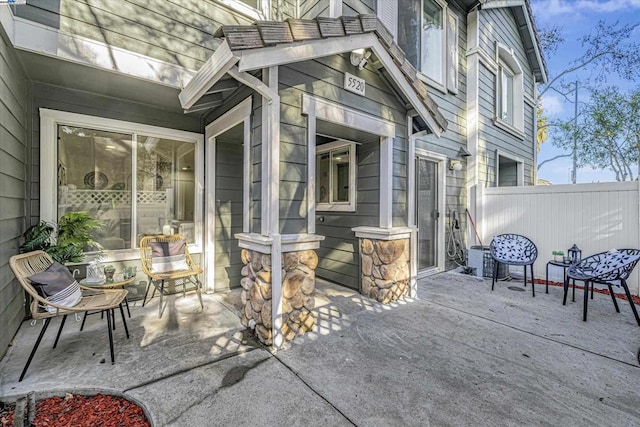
[
  {"xmin": 490, "ymin": 234, "xmax": 538, "ymax": 296},
  {"xmin": 9, "ymin": 251, "xmax": 129, "ymax": 382},
  {"xmin": 565, "ymin": 249, "xmax": 640, "ymax": 325},
  {"xmin": 139, "ymin": 234, "xmax": 204, "ymax": 317}
]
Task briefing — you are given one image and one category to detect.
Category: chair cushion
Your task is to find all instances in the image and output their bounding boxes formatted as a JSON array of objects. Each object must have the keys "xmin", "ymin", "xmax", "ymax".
[
  {"xmin": 28, "ymin": 262, "xmax": 82, "ymax": 313},
  {"xmin": 150, "ymin": 240, "xmax": 189, "ymax": 273}
]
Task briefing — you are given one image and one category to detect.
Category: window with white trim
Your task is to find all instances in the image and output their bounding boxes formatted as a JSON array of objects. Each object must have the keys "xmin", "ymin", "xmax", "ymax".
[
  {"xmin": 41, "ymin": 110, "xmax": 203, "ymax": 253},
  {"xmin": 495, "ymin": 44, "xmax": 524, "ymax": 134},
  {"xmin": 220, "ymin": 0, "xmax": 270, "ymax": 20},
  {"xmin": 316, "ymin": 140, "xmax": 356, "ymax": 212},
  {"xmin": 496, "ymin": 152, "xmax": 524, "ymax": 187},
  {"xmin": 396, "ymin": 0, "xmax": 444, "ymax": 88}
]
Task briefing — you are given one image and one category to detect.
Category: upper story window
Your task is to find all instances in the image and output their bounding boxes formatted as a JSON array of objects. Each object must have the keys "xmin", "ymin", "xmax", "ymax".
[
  {"xmin": 495, "ymin": 43, "xmax": 524, "ymax": 136},
  {"xmin": 41, "ymin": 110, "xmax": 204, "ymax": 257},
  {"xmin": 498, "ymin": 65, "xmax": 515, "ymax": 125},
  {"xmin": 316, "ymin": 140, "xmax": 357, "ymax": 212},
  {"xmin": 221, "ymin": 0, "xmax": 270, "ymax": 20},
  {"xmin": 397, "ymin": 0, "xmax": 453, "ymax": 92}
]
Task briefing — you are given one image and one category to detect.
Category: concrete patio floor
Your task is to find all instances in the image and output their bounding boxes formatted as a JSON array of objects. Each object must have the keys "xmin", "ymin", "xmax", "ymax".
[{"xmin": 1, "ymin": 272, "xmax": 639, "ymax": 426}]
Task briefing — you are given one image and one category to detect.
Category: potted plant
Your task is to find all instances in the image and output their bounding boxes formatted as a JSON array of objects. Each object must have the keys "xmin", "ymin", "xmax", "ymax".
[
  {"xmin": 552, "ymin": 250, "xmax": 565, "ymax": 262},
  {"xmin": 20, "ymin": 211, "xmax": 104, "ymax": 265},
  {"xmin": 103, "ymin": 264, "xmax": 116, "ymax": 282}
]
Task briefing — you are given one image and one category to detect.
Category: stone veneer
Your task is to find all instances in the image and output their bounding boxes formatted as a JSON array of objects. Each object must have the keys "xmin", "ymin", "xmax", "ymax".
[
  {"xmin": 240, "ymin": 248, "xmax": 318, "ymax": 345},
  {"xmin": 360, "ymin": 238, "xmax": 410, "ymax": 304}
]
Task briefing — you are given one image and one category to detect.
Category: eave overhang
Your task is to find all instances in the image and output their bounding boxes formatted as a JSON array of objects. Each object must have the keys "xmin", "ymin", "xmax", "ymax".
[{"xmin": 479, "ymin": 0, "xmax": 548, "ymax": 83}]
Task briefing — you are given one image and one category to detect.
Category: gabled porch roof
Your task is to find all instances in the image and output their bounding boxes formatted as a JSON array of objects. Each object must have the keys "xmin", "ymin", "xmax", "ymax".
[{"xmin": 179, "ymin": 15, "xmax": 448, "ymax": 137}]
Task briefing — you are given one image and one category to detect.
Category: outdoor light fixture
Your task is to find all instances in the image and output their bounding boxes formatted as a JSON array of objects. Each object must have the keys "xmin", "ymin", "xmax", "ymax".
[
  {"xmin": 449, "ymin": 160, "xmax": 463, "ymax": 171},
  {"xmin": 458, "ymin": 147, "xmax": 471, "ymax": 158},
  {"xmin": 350, "ymin": 49, "xmax": 371, "ymax": 70},
  {"xmin": 568, "ymin": 244, "xmax": 581, "ymax": 264}
]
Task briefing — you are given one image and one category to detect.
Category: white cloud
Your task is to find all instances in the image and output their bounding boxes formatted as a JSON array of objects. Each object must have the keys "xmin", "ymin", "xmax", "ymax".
[{"xmin": 541, "ymin": 94, "xmax": 564, "ymax": 115}]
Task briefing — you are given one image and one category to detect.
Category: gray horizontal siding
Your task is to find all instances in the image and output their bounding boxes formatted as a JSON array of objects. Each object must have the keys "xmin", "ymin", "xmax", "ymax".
[
  {"xmin": 0, "ymin": 26, "xmax": 28, "ymax": 359},
  {"xmin": 14, "ymin": 0, "xmax": 256, "ymax": 71},
  {"xmin": 474, "ymin": 8, "xmax": 536, "ymax": 188},
  {"xmin": 215, "ymin": 139, "xmax": 244, "ymax": 291},
  {"xmin": 479, "ymin": 8, "xmax": 535, "ymax": 93},
  {"xmin": 477, "ymin": 65, "xmax": 535, "ymax": 186},
  {"xmin": 342, "ymin": 0, "xmax": 375, "ymax": 16},
  {"xmin": 275, "ymin": 0, "xmax": 297, "ymax": 19},
  {"xmin": 278, "ymin": 52, "xmax": 414, "ymax": 288},
  {"xmin": 300, "ymin": 0, "xmax": 329, "ymax": 18}
]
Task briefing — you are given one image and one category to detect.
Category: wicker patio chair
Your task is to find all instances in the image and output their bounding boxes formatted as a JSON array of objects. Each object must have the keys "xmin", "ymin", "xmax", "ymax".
[
  {"xmin": 565, "ymin": 249, "xmax": 640, "ymax": 325},
  {"xmin": 490, "ymin": 234, "xmax": 538, "ymax": 296},
  {"xmin": 139, "ymin": 234, "xmax": 203, "ymax": 318},
  {"xmin": 9, "ymin": 250, "xmax": 129, "ymax": 382}
]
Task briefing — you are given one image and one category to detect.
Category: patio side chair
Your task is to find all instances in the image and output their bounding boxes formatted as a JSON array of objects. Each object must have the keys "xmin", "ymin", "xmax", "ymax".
[
  {"xmin": 9, "ymin": 250, "xmax": 129, "ymax": 382},
  {"xmin": 565, "ymin": 249, "xmax": 640, "ymax": 325},
  {"xmin": 139, "ymin": 234, "xmax": 204, "ymax": 318},
  {"xmin": 490, "ymin": 234, "xmax": 538, "ymax": 296}
]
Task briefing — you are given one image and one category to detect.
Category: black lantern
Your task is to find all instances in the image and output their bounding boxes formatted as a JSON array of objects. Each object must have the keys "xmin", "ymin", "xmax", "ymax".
[{"xmin": 568, "ymin": 244, "xmax": 581, "ymax": 264}]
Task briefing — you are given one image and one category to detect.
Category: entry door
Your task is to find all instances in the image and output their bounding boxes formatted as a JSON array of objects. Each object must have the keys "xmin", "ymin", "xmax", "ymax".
[{"xmin": 416, "ymin": 157, "xmax": 438, "ymax": 271}]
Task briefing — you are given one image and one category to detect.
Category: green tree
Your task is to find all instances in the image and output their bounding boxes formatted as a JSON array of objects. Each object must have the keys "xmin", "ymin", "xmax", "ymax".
[
  {"xmin": 558, "ymin": 86, "xmax": 640, "ymax": 181},
  {"xmin": 536, "ymin": 21, "xmax": 640, "ymax": 172}
]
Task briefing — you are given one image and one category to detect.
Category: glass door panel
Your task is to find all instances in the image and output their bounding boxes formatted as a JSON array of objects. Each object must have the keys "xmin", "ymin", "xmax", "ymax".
[{"xmin": 416, "ymin": 157, "xmax": 438, "ymax": 271}]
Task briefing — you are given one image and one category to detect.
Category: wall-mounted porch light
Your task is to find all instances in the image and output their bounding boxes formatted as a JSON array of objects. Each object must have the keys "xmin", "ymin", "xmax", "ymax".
[{"xmin": 449, "ymin": 160, "xmax": 463, "ymax": 171}]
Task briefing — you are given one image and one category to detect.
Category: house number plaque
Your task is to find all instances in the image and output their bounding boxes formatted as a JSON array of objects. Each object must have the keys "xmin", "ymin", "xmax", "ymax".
[{"xmin": 344, "ymin": 72, "xmax": 365, "ymax": 96}]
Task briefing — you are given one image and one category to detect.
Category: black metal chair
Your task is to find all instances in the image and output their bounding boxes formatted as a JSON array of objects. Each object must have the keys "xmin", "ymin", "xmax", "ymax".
[
  {"xmin": 565, "ymin": 249, "xmax": 640, "ymax": 325},
  {"xmin": 490, "ymin": 234, "xmax": 538, "ymax": 296}
]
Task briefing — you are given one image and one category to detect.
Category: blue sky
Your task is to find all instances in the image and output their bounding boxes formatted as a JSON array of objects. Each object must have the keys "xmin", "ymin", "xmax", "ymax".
[{"xmin": 530, "ymin": 0, "xmax": 640, "ymax": 184}]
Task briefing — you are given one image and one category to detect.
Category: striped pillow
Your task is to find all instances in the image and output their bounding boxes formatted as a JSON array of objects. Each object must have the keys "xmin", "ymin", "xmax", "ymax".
[
  {"xmin": 29, "ymin": 262, "xmax": 82, "ymax": 313},
  {"xmin": 151, "ymin": 240, "xmax": 189, "ymax": 273}
]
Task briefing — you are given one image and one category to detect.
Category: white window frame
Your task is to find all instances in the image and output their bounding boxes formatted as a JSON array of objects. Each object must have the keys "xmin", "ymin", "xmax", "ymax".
[
  {"xmin": 217, "ymin": 0, "xmax": 270, "ymax": 20},
  {"xmin": 446, "ymin": 10, "xmax": 459, "ymax": 94},
  {"xmin": 40, "ymin": 108, "xmax": 205, "ymax": 260},
  {"xmin": 494, "ymin": 43, "xmax": 524, "ymax": 138},
  {"xmin": 495, "ymin": 150, "xmax": 524, "ymax": 187},
  {"xmin": 394, "ymin": 0, "xmax": 449, "ymax": 93},
  {"xmin": 316, "ymin": 139, "xmax": 357, "ymax": 213},
  {"xmin": 418, "ymin": 0, "xmax": 448, "ymax": 92}
]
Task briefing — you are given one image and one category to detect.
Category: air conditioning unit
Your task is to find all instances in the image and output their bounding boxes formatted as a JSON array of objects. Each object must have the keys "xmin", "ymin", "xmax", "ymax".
[{"xmin": 467, "ymin": 246, "xmax": 508, "ymax": 279}]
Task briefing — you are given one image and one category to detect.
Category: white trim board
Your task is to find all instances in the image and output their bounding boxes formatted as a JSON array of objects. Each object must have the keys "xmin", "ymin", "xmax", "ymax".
[
  {"xmin": 413, "ymin": 148, "xmax": 447, "ymax": 274},
  {"xmin": 0, "ymin": 7, "xmax": 195, "ymax": 89},
  {"xmin": 302, "ymin": 94, "xmax": 397, "ymax": 232},
  {"xmin": 204, "ymin": 96, "xmax": 252, "ymax": 290},
  {"xmin": 301, "ymin": 94, "xmax": 396, "ymax": 137}
]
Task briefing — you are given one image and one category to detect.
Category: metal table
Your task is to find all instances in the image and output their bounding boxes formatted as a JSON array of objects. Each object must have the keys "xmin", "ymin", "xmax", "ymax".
[{"xmin": 546, "ymin": 260, "xmax": 576, "ymax": 301}]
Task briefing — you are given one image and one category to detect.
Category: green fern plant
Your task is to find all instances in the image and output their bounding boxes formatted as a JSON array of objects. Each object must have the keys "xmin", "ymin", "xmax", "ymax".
[{"xmin": 20, "ymin": 212, "xmax": 104, "ymax": 264}]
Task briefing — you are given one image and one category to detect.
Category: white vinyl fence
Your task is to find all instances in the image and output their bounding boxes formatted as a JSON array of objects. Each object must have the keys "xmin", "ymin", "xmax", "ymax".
[{"xmin": 478, "ymin": 181, "xmax": 640, "ymax": 295}]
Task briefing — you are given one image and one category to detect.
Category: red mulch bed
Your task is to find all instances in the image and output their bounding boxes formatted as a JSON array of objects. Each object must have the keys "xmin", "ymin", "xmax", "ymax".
[
  {"xmin": 1, "ymin": 394, "xmax": 150, "ymax": 427},
  {"xmin": 0, "ymin": 403, "xmax": 14, "ymax": 427},
  {"xmin": 535, "ymin": 278, "xmax": 640, "ymax": 305}
]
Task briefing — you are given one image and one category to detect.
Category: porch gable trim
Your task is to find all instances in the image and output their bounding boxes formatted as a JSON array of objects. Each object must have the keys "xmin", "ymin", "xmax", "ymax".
[
  {"xmin": 179, "ymin": 42, "xmax": 237, "ymax": 110},
  {"xmin": 301, "ymin": 94, "xmax": 396, "ymax": 137},
  {"xmin": 179, "ymin": 15, "xmax": 448, "ymax": 136}
]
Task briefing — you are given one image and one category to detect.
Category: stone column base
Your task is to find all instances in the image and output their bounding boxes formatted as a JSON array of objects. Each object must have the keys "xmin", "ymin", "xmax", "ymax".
[
  {"xmin": 237, "ymin": 233, "xmax": 323, "ymax": 346},
  {"xmin": 240, "ymin": 249, "xmax": 273, "ymax": 345},
  {"xmin": 353, "ymin": 227, "xmax": 412, "ymax": 304}
]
